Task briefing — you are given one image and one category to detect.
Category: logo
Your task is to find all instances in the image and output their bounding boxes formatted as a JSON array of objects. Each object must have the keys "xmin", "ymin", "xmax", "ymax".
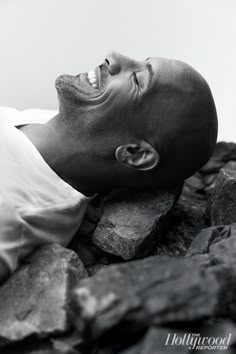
[{"xmin": 165, "ymin": 332, "xmax": 232, "ymax": 351}]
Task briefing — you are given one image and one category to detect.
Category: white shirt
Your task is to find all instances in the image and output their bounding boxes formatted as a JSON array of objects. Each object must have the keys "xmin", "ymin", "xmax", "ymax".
[{"xmin": 0, "ymin": 107, "xmax": 92, "ymax": 281}]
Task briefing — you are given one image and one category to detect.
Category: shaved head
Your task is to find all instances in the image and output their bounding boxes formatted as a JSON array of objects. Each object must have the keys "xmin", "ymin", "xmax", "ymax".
[
  {"xmin": 51, "ymin": 51, "xmax": 218, "ymax": 193},
  {"xmin": 142, "ymin": 57, "xmax": 217, "ymax": 185}
]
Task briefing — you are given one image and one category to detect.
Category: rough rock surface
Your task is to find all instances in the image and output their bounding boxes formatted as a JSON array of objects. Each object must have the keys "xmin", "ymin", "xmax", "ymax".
[
  {"xmin": 0, "ymin": 244, "xmax": 87, "ymax": 345},
  {"xmin": 71, "ymin": 256, "xmax": 219, "ymax": 340},
  {"xmin": 186, "ymin": 223, "xmax": 236, "ymax": 257},
  {"xmin": 186, "ymin": 222, "xmax": 236, "ymax": 320},
  {"xmin": 153, "ymin": 192, "xmax": 207, "ymax": 256},
  {"xmin": 92, "ymin": 187, "xmax": 181, "ymax": 260},
  {"xmin": 206, "ymin": 169, "xmax": 236, "ymax": 225}
]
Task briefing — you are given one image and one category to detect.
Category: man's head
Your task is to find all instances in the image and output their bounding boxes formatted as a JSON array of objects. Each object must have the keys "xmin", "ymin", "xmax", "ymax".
[{"xmin": 54, "ymin": 51, "xmax": 217, "ymax": 191}]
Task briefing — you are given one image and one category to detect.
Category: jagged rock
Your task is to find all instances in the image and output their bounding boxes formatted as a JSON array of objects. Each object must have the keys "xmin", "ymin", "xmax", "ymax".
[
  {"xmin": 69, "ymin": 239, "xmax": 108, "ymax": 267},
  {"xmin": 199, "ymin": 320, "xmax": 236, "ymax": 343},
  {"xmin": 186, "ymin": 223, "xmax": 236, "ymax": 320},
  {"xmin": 71, "ymin": 256, "xmax": 219, "ymax": 340},
  {"xmin": 185, "ymin": 223, "xmax": 236, "ymax": 257},
  {"xmin": 92, "ymin": 187, "xmax": 181, "ymax": 260},
  {"xmin": 206, "ymin": 169, "xmax": 236, "ymax": 226},
  {"xmin": 224, "ymin": 160, "xmax": 236, "ymax": 172},
  {"xmin": 1, "ymin": 331, "xmax": 83, "ymax": 354},
  {"xmin": 0, "ymin": 244, "xmax": 87, "ymax": 346},
  {"xmin": 200, "ymin": 160, "xmax": 225, "ymax": 174},
  {"xmin": 201, "ymin": 142, "xmax": 236, "ymax": 173},
  {"xmin": 183, "ymin": 174, "xmax": 205, "ymax": 195},
  {"xmin": 119, "ymin": 327, "xmax": 190, "ymax": 354},
  {"xmin": 153, "ymin": 192, "xmax": 207, "ymax": 256},
  {"xmin": 69, "ymin": 238, "xmax": 122, "ymax": 276}
]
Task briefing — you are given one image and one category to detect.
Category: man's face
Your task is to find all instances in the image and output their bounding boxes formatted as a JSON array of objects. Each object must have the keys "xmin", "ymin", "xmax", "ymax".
[
  {"xmin": 55, "ymin": 52, "xmax": 217, "ymax": 186},
  {"xmin": 55, "ymin": 52, "xmax": 183, "ymax": 151}
]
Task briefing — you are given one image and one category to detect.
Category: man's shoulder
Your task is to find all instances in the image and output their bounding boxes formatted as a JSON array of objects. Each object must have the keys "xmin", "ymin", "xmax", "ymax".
[
  {"xmin": 0, "ymin": 106, "xmax": 20, "ymax": 125},
  {"xmin": 0, "ymin": 106, "xmax": 58, "ymax": 126}
]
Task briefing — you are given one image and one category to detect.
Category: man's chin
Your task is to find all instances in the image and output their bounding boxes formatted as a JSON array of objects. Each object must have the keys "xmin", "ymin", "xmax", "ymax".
[
  {"xmin": 55, "ymin": 74, "xmax": 76, "ymax": 91},
  {"xmin": 55, "ymin": 74, "xmax": 94, "ymax": 108}
]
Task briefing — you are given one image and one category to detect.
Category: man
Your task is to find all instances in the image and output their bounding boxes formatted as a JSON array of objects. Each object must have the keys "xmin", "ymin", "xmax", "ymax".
[{"xmin": 0, "ymin": 51, "xmax": 218, "ymax": 284}]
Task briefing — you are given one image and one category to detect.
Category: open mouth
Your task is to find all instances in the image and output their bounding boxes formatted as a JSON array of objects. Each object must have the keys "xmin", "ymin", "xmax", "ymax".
[
  {"xmin": 86, "ymin": 64, "xmax": 103, "ymax": 90},
  {"xmin": 87, "ymin": 70, "xmax": 99, "ymax": 89}
]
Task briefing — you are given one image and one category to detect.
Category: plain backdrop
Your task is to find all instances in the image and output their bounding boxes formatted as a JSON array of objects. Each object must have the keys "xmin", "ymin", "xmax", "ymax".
[{"xmin": 0, "ymin": 0, "xmax": 235, "ymax": 141}]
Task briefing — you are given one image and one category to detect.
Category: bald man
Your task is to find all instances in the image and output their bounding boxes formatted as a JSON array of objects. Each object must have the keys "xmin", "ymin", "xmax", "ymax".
[{"xmin": 0, "ymin": 51, "xmax": 217, "ymax": 283}]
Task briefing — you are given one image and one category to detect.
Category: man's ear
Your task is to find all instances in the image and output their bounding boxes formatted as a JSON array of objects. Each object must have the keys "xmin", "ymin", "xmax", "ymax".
[{"xmin": 115, "ymin": 141, "xmax": 160, "ymax": 171}]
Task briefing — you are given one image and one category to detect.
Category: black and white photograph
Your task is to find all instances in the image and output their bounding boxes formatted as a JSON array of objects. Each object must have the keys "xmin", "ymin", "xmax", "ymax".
[{"xmin": 0, "ymin": 0, "xmax": 235, "ymax": 353}]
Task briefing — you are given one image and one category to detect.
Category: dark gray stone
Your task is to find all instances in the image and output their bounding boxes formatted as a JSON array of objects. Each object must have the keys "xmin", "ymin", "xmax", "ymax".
[
  {"xmin": 71, "ymin": 256, "xmax": 219, "ymax": 340},
  {"xmin": 201, "ymin": 142, "xmax": 236, "ymax": 174},
  {"xmin": 224, "ymin": 160, "xmax": 236, "ymax": 172},
  {"xmin": 0, "ymin": 244, "xmax": 87, "ymax": 345},
  {"xmin": 184, "ymin": 174, "xmax": 205, "ymax": 194},
  {"xmin": 153, "ymin": 192, "xmax": 207, "ymax": 256},
  {"xmin": 120, "ymin": 327, "xmax": 190, "ymax": 354},
  {"xmin": 200, "ymin": 159, "xmax": 225, "ymax": 174},
  {"xmin": 206, "ymin": 169, "xmax": 236, "ymax": 226},
  {"xmin": 186, "ymin": 223, "xmax": 236, "ymax": 320},
  {"xmin": 92, "ymin": 187, "xmax": 181, "ymax": 260},
  {"xmin": 185, "ymin": 224, "xmax": 236, "ymax": 257},
  {"xmin": 204, "ymin": 236, "xmax": 236, "ymax": 320}
]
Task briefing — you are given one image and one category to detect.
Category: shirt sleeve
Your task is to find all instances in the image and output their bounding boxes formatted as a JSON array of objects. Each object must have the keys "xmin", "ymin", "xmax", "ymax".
[{"xmin": 0, "ymin": 197, "xmax": 23, "ymax": 283}]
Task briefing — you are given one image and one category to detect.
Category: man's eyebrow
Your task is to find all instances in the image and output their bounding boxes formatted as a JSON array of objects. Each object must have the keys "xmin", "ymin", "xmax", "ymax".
[{"xmin": 145, "ymin": 60, "xmax": 154, "ymax": 91}]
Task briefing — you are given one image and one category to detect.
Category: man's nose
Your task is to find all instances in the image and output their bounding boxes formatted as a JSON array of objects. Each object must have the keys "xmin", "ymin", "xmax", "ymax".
[
  {"xmin": 105, "ymin": 51, "xmax": 134, "ymax": 75},
  {"xmin": 105, "ymin": 51, "xmax": 121, "ymax": 75}
]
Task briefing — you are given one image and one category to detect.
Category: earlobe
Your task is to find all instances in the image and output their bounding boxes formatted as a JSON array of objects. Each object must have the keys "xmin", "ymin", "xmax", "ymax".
[{"xmin": 115, "ymin": 142, "xmax": 160, "ymax": 171}]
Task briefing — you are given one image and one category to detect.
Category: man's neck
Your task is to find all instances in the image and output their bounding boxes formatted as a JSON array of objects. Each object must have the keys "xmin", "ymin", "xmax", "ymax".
[{"xmin": 17, "ymin": 117, "xmax": 98, "ymax": 197}]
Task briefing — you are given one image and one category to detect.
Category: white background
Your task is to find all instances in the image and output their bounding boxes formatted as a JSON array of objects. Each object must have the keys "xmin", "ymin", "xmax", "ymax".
[{"xmin": 0, "ymin": 0, "xmax": 235, "ymax": 141}]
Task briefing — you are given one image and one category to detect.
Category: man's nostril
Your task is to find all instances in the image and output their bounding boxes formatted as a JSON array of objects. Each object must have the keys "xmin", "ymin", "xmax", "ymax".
[{"xmin": 105, "ymin": 58, "xmax": 109, "ymax": 65}]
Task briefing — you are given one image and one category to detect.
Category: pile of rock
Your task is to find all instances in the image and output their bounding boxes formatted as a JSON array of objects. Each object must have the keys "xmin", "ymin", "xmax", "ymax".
[{"xmin": 0, "ymin": 142, "xmax": 236, "ymax": 354}]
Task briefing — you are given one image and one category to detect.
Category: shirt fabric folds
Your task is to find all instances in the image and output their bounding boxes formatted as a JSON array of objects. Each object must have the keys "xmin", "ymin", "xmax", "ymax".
[{"xmin": 0, "ymin": 107, "xmax": 91, "ymax": 281}]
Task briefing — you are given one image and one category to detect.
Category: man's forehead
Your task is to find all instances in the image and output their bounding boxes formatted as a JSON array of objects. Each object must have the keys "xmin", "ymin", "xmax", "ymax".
[{"xmin": 146, "ymin": 57, "xmax": 196, "ymax": 91}]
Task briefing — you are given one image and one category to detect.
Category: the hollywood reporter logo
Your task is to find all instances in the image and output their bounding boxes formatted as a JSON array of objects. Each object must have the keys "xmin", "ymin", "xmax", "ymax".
[{"xmin": 165, "ymin": 332, "xmax": 232, "ymax": 351}]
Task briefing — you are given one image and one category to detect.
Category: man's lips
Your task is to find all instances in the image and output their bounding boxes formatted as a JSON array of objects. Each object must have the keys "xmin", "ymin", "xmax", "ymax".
[
  {"xmin": 55, "ymin": 63, "xmax": 108, "ymax": 95},
  {"xmin": 82, "ymin": 63, "xmax": 107, "ymax": 92}
]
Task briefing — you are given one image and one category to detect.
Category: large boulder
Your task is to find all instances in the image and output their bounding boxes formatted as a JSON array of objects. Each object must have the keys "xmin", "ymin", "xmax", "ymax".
[
  {"xmin": 153, "ymin": 192, "xmax": 207, "ymax": 256},
  {"xmin": 185, "ymin": 223, "xmax": 236, "ymax": 258},
  {"xmin": 186, "ymin": 223, "xmax": 236, "ymax": 320},
  {"xmin": 71, "ymin": 255, "xmax": 219, "ymax": 340},
  {"xmin": 92, "ymin": 187, "xmax": 181, "ymax": 260},
  {"xmin": 0, "ymin": 244, "xmax": 87, "ymax": 346},
  {"xmin": 200, "ymin": 142, "xmax": 236, "ymax": 174},
  {"xmin": 206, "ymin": 169, "xmax": 236, "ymax": 226}
]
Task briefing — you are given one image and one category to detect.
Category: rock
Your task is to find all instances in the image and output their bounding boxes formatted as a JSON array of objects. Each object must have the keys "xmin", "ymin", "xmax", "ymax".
[
  {"xmin": 120, "ymin": 321, "xmax": 236, "ymax": 354},
  {"xmin": 69, "ymin": 238, "xmax": 122, "ymax": 275},
  {"xmin": 200, "ymin": 236, "xmax": 236, "ymax": 320},
  {"xmin": 185, "ymin": 224, "xmax": 236, "ymax": 257},
  {"xmin": 1, "ymin": 331, "xmax": 83, "ymax": 354},
  {"xmin": 153, "ymin": 192, "xmax": 207, "ymax": 256},
  {"xmin": 200, "ymin": 160, "xmax": 225, "ymax": 174},
  {"xmin": 206, "ymin": 169, "xmax": 236, "ymax": 226},
  {"xmin": 92, "ymin": 187, "xmax": 181, "ymax": 260},
  {"xmin": 71, "ymin": 256, "xmax": 219, "ymax": 340},
  {"xmin": 119, "ymin": 327, "xmax": 190, "ymax": 354},
  {"xmin": 224, "ymin": 160, "xmax": 236, "ymax": 172},
  {"xmin": 201, "ymin": 142, "xmax": 236, "ymax": 173},
  {"xmin": 199, "ymin": 320, "xmax": 236, "ymax": 344},
  {"xmin": 69, "ymin": 239, "xmax": 108, "ymax": 267},
  {"xmin": 197, "ymin": 142, "xmax": 236, "ymax": 195},
  {"xmin": 0, "ymin": 244, "xmax": 87, "ymax": 345},
  {"xmin": 186, "ymin": 223, "xmax": 236, "ymax": 320},
  {"xmin": 183, "ymin": 174, "xmax": 205, "ymax": 194},
  {"xmin": 202, "ymin": 173, "xmax": 218, "ymax": 187}
]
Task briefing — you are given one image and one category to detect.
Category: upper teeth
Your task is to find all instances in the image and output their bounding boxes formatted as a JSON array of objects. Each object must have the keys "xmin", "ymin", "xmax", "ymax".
[{"xmin": 87, "ymin": 70, "xmax": 98, "ymax": 89}]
